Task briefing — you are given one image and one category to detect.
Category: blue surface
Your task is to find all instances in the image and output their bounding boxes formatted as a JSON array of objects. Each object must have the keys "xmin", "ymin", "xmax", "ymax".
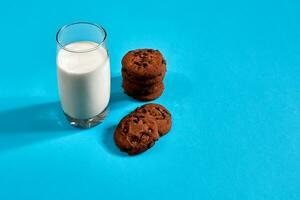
[{"xmin": 0, "ymin": 0, "xmax": 300, "ymax": 199}]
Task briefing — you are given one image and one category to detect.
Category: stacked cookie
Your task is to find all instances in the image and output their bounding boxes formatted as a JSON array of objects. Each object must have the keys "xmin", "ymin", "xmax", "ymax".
[
  {"xmin": 114, "ymin": 103, "xmax": 172, "ymax": 155},
  {"xmin": 121, "ymin": 49, "xmax": 166, "ymax": 101}
]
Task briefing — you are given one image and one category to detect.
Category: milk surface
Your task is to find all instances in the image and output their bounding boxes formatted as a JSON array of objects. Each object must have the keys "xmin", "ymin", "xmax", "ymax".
[{"xmin": 57, "ymin": 41, "xmax": 110, "ymax": 119}]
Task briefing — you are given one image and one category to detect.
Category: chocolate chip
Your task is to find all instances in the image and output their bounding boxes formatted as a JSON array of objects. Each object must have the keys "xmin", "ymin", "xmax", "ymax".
[
  {"xmin": 129, "ymin": 135, "xmax": 139, "ymax": 145},
  {"xmin": 141, "ymin": 134, "xmax": 149, "ymax": 141},
  {"xmin": 141, "ymin": 108, "xmax": 147, "ymax": 113}
]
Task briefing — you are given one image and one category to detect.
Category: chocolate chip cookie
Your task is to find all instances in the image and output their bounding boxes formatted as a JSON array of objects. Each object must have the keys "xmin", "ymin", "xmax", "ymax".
[
  {"xmin": 122, "ymin": 80, "xmax": 164, "ymax": 96},
  {"xmin": 122, "ymin": 66, "xmax": 166, "ymax": 86},
  {"xmin": 121, "ymin": 49, "xmax": 166, "ymax": 79},
  {"xmin": 126, "ymin": 85, "xmax": 164, "ymax": 101},
  {"xmin": 121, "ymin": 48, "xmax": 167, "ymax": 101},
  {"xmin": 114, "ymin": 114, "xmax": 160, "ymax": 155},
  {"xmin": 134, "ymin": 103, "xmax": 172, "ymax": 135}
]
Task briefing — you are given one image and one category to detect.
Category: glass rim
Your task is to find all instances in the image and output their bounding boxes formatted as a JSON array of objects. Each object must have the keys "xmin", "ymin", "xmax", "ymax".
[{"xmin": 56, "ymin": 21, "xmax": 107, "ymax": 53}]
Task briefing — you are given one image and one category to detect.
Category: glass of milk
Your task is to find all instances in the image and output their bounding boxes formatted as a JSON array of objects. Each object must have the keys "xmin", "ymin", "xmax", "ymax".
[{"xmin": 56, "ymin": 22, "xmax": 110, "ymax": 128}]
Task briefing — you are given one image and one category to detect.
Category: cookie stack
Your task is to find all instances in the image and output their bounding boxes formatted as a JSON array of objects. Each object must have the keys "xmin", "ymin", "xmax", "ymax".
[
  {"xmin": 121, "ymin": 49, "xmax": 166, "ymax": 101},
  {"xmin": 114, "ymin": 103, "xmax": 172, "ymax": 155}
]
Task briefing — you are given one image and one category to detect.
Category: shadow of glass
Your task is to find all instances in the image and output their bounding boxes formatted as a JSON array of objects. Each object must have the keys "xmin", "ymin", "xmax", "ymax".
[
  {"xmin": 0, "ymin": 101, "xmax": 76, "ymax": 133},
  {"xmin": 0, "ymin": 101, "xmax": 78, "ymax": 152}
]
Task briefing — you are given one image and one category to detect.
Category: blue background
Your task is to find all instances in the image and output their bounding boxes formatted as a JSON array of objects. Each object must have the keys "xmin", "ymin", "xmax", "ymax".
[{"xmin": 0, "ymin": 0, "xmax": 299, "ymax": 199}]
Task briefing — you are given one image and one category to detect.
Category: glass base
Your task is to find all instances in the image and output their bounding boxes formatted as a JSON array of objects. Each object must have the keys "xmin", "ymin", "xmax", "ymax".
[{"xmin": 64, "ymin": 107, "xmax": 108, "ymax": 129}]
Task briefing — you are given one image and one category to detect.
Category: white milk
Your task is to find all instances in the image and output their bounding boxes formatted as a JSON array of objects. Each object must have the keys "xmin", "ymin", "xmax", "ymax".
[{"xmin": 57, "ymin": 41, "xmax": 110, "ymax": 119}]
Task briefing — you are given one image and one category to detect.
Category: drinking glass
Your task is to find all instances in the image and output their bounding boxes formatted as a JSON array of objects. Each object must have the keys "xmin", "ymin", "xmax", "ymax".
[{"xmin": 56, "ymin": 22, "xmax": 110, "ymax": 128}]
